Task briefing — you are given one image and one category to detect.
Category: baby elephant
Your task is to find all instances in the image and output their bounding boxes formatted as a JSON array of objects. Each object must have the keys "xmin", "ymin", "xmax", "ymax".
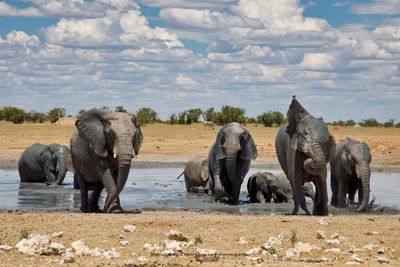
[
  {"xmin": 177, "ymin": 157, "xmax": 209, "ymax": 194},
  {"xmin": 18, "ymin": 143, "xmax": 71, "ymax": 185},
  {"xmin": 247, "ymin": 172, "xmax": 315, "ymax": 203}
]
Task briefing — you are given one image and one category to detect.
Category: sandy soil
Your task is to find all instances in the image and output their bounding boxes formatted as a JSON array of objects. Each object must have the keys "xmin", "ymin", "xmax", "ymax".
[
  {"xmin": 0, "ymin": 121, "xmax": 399, "ymax": 266},
  {"xmin": 0, "ymin": 121, "xmax": 399, "ymax": 170}
]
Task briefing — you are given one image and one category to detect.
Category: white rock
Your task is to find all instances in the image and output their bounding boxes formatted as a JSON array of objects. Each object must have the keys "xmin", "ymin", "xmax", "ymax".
[
  {"xmin": 102, "ymin": 248, "xmax": 120, "ymax": 259},
  {"xmin": 378, "ymin": 247, "xmax": 385, "ymax": 254},
  {"xmin": 195, "ymin": 248, "xmax": 220, "ymax": 263},
  {"xmin": 16, "ymin": 234, "xmax": 64, "ymax": 256},
  {"xmin": 377, "ymin": 256, "xmax": 389, "ymax": 263},
  {"xmin": 124, "ymin": 260, "xmax": 136, "ymax": 267},
  {"xmin": 285, "ymin": 247, "xmax": 299, "ymax": 258},
  {"xmin": 363, "ymin": 243, "xmax": 375, "ymax": 250},
  {"xmin": 261, "ymin": 236, "xmax": 283, "ymax": 250},
  {"xmin": 71, "ymin": 239, "xmax": 92, "ymax": 255},
  {"xmin": 50, "ymin": 242, "xmax": 66, "ymax": 255},
  {"xmin": 238, "ymin": 236, "xmax": 248, "ymax": 245},
  {"xmin": 160, "ymin": 249, "xmax": 177, "ymax": 256},
  {"xmin": 123, "ymin": 225, "xmax": 137, "ymax": 233},
  {"xmin": 315, "ymin": 256, "xmax": 329, "ymax": 262},
  {"xmin": 163, "ymin": 240, "xmax": 183, "ymax": 253},
  {"xmin": 319, "ymin": 218, "xmax": 328, "ymax": 225},
  {"xmin": 61, "ymin": 252, "xmax": 75, "ymax": 264},
  {"xmin": 51, "ymin": 231, "xmax": 63, "ymax": 238},
  {"xmin": 349, "ymin": 254, "xmax": 364, "ymax": 263},
  {"xmin": 345, "ymin": 262, "xmax": 361, "ymax": 265},
  {"xmin": 0, "ymin": 245, "xmax": 12, "ymax": 252},
  {"xmin": 327, "ymin": 239, "xmax": 340, "ymax": 247},
  {"xmin": 120, "ymin": 240, "xmax": 129, "ymax": 246},
  {"xmin": 246, "ymin": 256, "xmax": 261, "ymax": 262},
  {"xmin": 71, "ymin": 239, "xmax": 119, "ymax": 259},
  {"xmin": 143, "ymin": 243, "xmax": 160, "ymax": 252},
  {"xmin": 245, "ymin": 247, "xmax": 261, "ymax": 256},
  {"xmin": 138, "ymin": 256, "xmax": 147, "ymax": 263},
  {"xmin": 316, "ymin": 231, "xmax": 326, "ymax": 239},
  {"xmin": 324, "ymin": 248, "xmax": 341, "ymax": 254},
  {"xmin": 167, "ymin": 230, "xmax": 189, "ymax": 241},
  {"xmin": 294, "ymin": 242, "xmax": 318, "ymax": 254}
]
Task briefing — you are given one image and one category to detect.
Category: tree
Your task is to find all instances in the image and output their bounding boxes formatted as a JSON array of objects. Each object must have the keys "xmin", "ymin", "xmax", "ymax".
[
  {"xmin": 214, "ymin": 105, "xmax": 246, "ymax": 125},
  {"xmin": 359, "ymin": 118, "xmax": 380, "ymax": 127},
  {"xmin": 178, "ymin": 111, "xmax": 188, "ymax": 124},
  {"xmin": 1, "ymin": 106, "xmax": 26, "ymax": 124},
  {"xmin": 115, "ymin": 106, "xmax": 127, "ymax": 113},
  {"xmin": 48, "ymin": 108, "xmax": 66, "ymax": 123},
  {"xmin": 136, "ymin": 107, "xmax": 158, "ymax": 125},
  {"xmin": 187, "ymin": 108, "xmax": 202, "ymax": 123},
  {"xmin": 168, "ymin": 113, "xmax": 178, "ymax": 124},
  {"xmin": 383, "ymin": 119, "xmax": 395, "ymax": 128},
  {"xmin": 25, "ymin": 110, "xmax": 47, "ymax": 123},
  {"xmin": 257, "ymin": 111, "xmax": 285, "ymax": 127},
  {"xmin": 203, "ymin": 107, "xmax": 216, "ymax": 122},
  {"xmin": 345, "ymin": 119, "xmax": 356, "ymax": 126}
]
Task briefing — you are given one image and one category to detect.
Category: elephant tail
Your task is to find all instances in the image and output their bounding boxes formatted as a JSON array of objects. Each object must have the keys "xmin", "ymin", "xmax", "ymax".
[{"xmin": 176, "ymin": 171, "xmax": 184, "ymax": 179}]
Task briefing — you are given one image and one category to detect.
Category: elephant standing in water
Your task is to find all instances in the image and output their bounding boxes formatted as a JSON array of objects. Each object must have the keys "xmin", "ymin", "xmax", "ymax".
[
  {"xmin": 177, "ymin": 157, "xmax": 209, "ymax": 194},
  {"xmin": 70, "ymin": 109, "xmax": 143, "ymax": 213},
  {"xmin": 208, "ymin": 122, "xmax": 258, "ymax": 203},
  {"xmin": 275, "ymin": 96, "xmax": 335, "ymax": 215},
  {"xmin": 247, "ymin": 171, "xmax": 315, "ymax": 203},
  {"xmin": 331, "ymin": 137, "xmax": 371, "ymax": 212},
  {"xmin": 18, "ymin": 143, "xmax": 70, "ymax": 185}
]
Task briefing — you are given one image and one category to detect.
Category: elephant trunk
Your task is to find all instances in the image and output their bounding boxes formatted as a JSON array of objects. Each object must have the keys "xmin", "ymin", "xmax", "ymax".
[
  {"xmin": 226, "ymin": 151, "xmax": 241, "ymax": 203},
  {"xmin": 304, "ymin": 143, "xmax": 326, "ymax": 175},
  {"xmin": 356, "ymin": 164, "xmax": 371, "ymax": 212},
  {"xmin": 54, "ymin": 161, "xmax": 68, "ymax": 185}
]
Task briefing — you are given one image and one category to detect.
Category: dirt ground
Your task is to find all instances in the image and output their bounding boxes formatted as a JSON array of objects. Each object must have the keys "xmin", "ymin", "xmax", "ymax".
[
  {"xmin": 1, "ymin": 121, "xmax": 399, "ymax": 170},
  {"xmin": 0, "ymin": 121, "xmax": 399, "ymax": 266}
]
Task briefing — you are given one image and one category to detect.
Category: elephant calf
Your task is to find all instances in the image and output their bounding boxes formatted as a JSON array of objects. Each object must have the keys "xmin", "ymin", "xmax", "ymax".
[
  {"xmin": 247, "ymin": 172, "xmax": 315, "ymax": 203},
  {"xmin": 331, "ymin": 137, "xmax": 371, "ymax": 212},
  {"xmin": 18, "ymin": 143, "xmax": 71, "ymax": 185},
  {"xmin": 177, "ymin": 157, "xmax": 209, "ymax": 194}
]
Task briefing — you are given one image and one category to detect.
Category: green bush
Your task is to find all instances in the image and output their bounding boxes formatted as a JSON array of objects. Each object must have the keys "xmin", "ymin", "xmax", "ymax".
[
  {"xmin": 203, "ymin": 107, "xmax": 216, "ymax": 121},
  {"xmin": 187, "ymin": 108, "xmax": 202, "ymax": 123},
  {"xmin": 136, "ymin": 107, "xmax": 158, "ymax": 125},
  {"xmin": 214, "ymin": 105, "xmax": 246, "ymax": 125},
  {"xmin": 359, "ymin": 118, "xmax": 380, "ymax": 127},
  {"xmin": 115, "ymin": 105, "xmax": 127, "ymax": 113},
  {"xmin": 1, "ymin": 106, "xmax": 26, "ymax": 124},
  {"xmin": 168, "ymin": 113, "xmax": 178, "ymax": 124},
  {"xmin": 383, "ymin": 119, "xmax": 395, "ymax": 128},
  {"xmin": 25, "ymin": 111, "xmax": 47, "ymax": 123},
  {"xmin": 48, "ymin": 108, "xmax": 66, "ymax": 123},
  {"xmin": 257, "ymin": 111, "xmax": 285, "ymax": 127}
]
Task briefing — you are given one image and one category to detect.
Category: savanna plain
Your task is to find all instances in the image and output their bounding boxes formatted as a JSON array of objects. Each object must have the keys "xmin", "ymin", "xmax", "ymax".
[{"xmin": 0, "ymin": 121, "xmax": 399, "ymax": 266}]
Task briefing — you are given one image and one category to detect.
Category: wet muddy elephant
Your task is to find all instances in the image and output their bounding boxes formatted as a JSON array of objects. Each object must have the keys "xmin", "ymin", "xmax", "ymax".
[
  {"xmin": 18, "ymin": 143, "xmax": 70, "ymax": 185},
  {"xmin": 70, "ymin": 109, "xmax": 143, "ymax": 213},
  {"xmin": 177, "ymin": 157, "xmax": 209, "ymax": 194},
  {"xmin": 331, "ymin": 137, "xmax": 371, "ymax": 212},
  {"xmin": 275, "ymin": 96, "xmax": 335, "ymax": 215},
  {"xmin": 208, "ymin": 122, "xmax": 258, "ymax": 203},
  {"xmin": 247, "ymin": 172, "xmax": 315, "ymax": 203}
]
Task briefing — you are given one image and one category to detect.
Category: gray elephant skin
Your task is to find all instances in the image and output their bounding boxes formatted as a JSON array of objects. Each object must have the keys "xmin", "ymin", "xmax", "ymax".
[
  {"xmin": 70, "ymin": 109, "xmax": 143, "ymax": 213},
  {"xmin": 275, "ymin": 96, "xmax": 335, "ymax": 215},
  {"xmin": 247, "ymin": 172, "xmax": 315, "ymax": 203},
  {"xmin": 177, "ymin": 157, "xmax": 209, "ymax": 194},
  {"xmin": 208, "ymin": 122, "xmax": 258, "ymax": 203},
  {"xmin": 331, "ymin": 137, "xmax": 371, "ymax": 212},
  {"xmin": 18, "ymin": 143, "xmax": 70, "ymax": 185}
]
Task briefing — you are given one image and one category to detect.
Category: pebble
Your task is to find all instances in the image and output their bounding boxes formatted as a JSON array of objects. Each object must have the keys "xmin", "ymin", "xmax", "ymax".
[
  {"xmin": 238, "ymin": 236, "xmax": 248, "ymax": 245},
  {"xmin": 51, "ymin": 231, "xmax": 63, "ymax": 238},
  {"xmin": 123, "ymin": 225, "xmax": 137, "ymax": 233},
  {"xmin": 378, "ymin": 247, "xmax": 385, "ymax": 254},
  {"xmin": 15, "ymin": 234, "xmax": 65, "ymax": 256},
  {"xmin": 168, "ymin": 230, "xmax": 189, "ymax": 241},
  {"xmin": 0, "ymin": 245, "xmax": 12, "ymax": 253},
  {"xmin": 261, "ymin": 236, "xmax": 283, "ymax": 250},
  {"xmin": 245, "ymin": 247, "xmax": 261, "ymax": 256},
  {"xmin": 327, "ymin": 239, "xmax": 340, "ymax": 247},
  {"xmin": 285, "ymin": 247, "xmax": 299, "ymax": 258},
  {"xmin": 324, "ymin": 248, "xmax": 341, "ymax": 254},
  {"xmin": 61, "ymin": 252, "xmax": 75, "ymax": 264},
  {"xmin": 143, "ymin": 243, "xmax": 160, "ymax": 252},
  {"xmin": 349, "ymin": 254, "xmax": 364, "ymax": 263},
  {"xmin": 138, "ymin": 256, "xmax": 147, "ymax": 263},
  {"xmin": 363, "ymin": 243, "xmax": 375, "ymax": 250},
  {"xmin": 120, "ymin": 240, "xmax": 129, "ymax": 246},
  {"xmin": 319, "ymin": 218, "xmax": 328, "ymax": 225},
  {"xmin": 345, "ymin": 262, "xmax": 361, "ymax": 265},
  {"xmin": 294, "ymin": 242, "xmax": 318, "ymax": 254},
  {"xmin": 195, "ymin": 248, "xmax": 220, "ymax": 262},
  {"xmin": 316, "ymin": 230, "xmax": 326, "ymax": 239},
  {"xmin": 377, "ymin": 256, "xmax": 389, "ymax": 264}
]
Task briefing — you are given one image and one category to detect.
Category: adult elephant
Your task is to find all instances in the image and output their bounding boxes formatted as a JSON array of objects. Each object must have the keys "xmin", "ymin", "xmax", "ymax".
[
  {"xmin": 330, "ymin": 137, "xmax": 371, "ymax": 212},
  {"xmin": 70, "ymin": 108, "xmax": 143, "ymax": 213},
  {"xmin": 177, "ymin": 157, "xmax": 209, "ymax": 194},
  {"xmin": 18, "ymin": 143, "xmax": 70, "ymax": 185},
  {"xmin": 247, "ymin": 172, "xmax": 315, "ymax": 203},
  {"xmin": 275, "ymin": 96, "xmax": 335, "ymax": 215},
  {"xmin": 208, "ymin": 122, "xmax": 258, "ymax": 203}
]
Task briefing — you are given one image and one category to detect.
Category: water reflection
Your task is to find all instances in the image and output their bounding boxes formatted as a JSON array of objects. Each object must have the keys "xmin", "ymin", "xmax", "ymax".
[{"xmin": 0, "ymin": 167, "xmax": 398, "ymax": 214}]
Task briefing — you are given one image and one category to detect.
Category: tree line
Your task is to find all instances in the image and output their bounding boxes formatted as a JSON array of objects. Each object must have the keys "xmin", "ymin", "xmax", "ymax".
[{"xmin": 0, "ymin": 105, "xmax": 399, "ymax": 128}]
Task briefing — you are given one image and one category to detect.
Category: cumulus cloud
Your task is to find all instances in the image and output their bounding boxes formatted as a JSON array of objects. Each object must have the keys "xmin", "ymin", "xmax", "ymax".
[
  {"xmin": 350, "ymin": 0, "xmax": 400, "ymax": 15},
  {"xmin": 299, "ymin": 53, "xmax": 336, "ymax": 70},
  {"xmin": 0, "ymin": 2, "xmax": 43, "ymax": 17},
  {"xmin": 136, "ymin": 0, "xmax": 236, "ymax": 9}
]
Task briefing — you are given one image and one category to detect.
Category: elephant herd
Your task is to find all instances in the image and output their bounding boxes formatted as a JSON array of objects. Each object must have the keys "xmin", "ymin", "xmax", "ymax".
[{"xmin": 17, "ymin": 96, "xmax": 372, "ymax": 215}]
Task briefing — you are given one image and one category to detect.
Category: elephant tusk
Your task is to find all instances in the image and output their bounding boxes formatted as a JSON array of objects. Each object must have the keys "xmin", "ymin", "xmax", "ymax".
[{"xmin": 113, "ymin": 153, "xmax": 117, "ymax": 159}]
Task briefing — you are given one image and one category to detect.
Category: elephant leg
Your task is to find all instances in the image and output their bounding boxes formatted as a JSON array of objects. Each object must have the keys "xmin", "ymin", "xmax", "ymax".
[
  {"xmin": 88, "ymin": 182, "xmax": 104, "ymax": 213},
  {"xmin": 229, "ymin": 183, "xmax": 241, "ymax": 204},
  {"xmin": 357, "ymin": 181, "xmax": 363, "ymax": 204},
  {"xmin": 73, "ymin": 174, "xmax": 80, "ymax": 189},
  {"xmin": 275, "ymin": 189, "xmax": 290, "ymax": 203},
  {"xmin": 348, "ymin": 178, "xmax": 358, "ymax": 204},
  {"xmin": 101, "ymin": 169, "xmax": 119, "ymax": 213},
  {"xmin": 313, "ymin": 173, "xmax": 329, "ymax": 216},
  {"xmin": 337, "ymin": 180, "xmax": 348, "ymax": 208},
  {"xmin": 190, "ymin": 186, "xmax": 208, "ymax": 194},
  {"xmin": 76, "ymin": 172, "xmax": 89, "ymax": 212},
  {"xmin": 330, "ymin": 175, "xmax": 338, "ymax": 207},
  {"xmin": 292, "ymin": 163, "xmax": 310, "ymax": 215},
  {"xmin": 256, "ymin": 191, "xmax": 266, "ymax": 203}
]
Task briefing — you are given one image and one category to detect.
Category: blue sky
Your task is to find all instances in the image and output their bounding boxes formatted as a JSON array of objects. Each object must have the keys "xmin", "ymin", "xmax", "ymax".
[{"xmin": 0, "ymin": 0, "xmax": 399, "ymax": 122}]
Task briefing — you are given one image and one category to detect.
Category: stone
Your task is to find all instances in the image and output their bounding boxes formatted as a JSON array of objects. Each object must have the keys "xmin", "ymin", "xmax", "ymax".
[
  {"xmin": 349, "ymin": 254, "xmax": 364, "ymax": 263},
  {"xmin": 120, "ymin": 240, "xmax": 129, "ymax": 246},
  {"xmin": 261, "ymin": 236, "xmax": 283, "ymax": 251},
  {"xmin": 181, "ymin": 241, "xmax": 194, "ymax": 249},
  {"xmin": 123, "ymin": 225, "xmax": 137, "ymax": 233},
  {"xmin": 138, "ymin": 256, "xmax": 147, "ymax": 263},
  {"xmin": 316, "ymin": 231, "xmax": 326, "ymax": 239},
  {"xmin": 16, "ymin": 234, "xmax": 65, "ymax": 256},
  {"xmin": 378, "ymin": 247, "xmax": 385, "ymax": 254},
  {"xmin": 294, "ymin": 242, "xmax": 318, "ymax": 254},
  {"xmin": 51, "ymin": 231, "xmax": 63, "ymax": 238},
  {"xmin": 327, "ymin": 239, "xmax": 340, "ymax": 247},
  {"xmin": 377, "ymin": 256, "xmax": 389, "ymax": 264},
  {"xmin": 285, "ymin": 247, "xmax": 299, "ymax": 258},
  {"xmin": 163, "ymin": 240, "xmax": 183, "ymax": 253},
  {"xmin": 71, "ymin": 239, "xmax": 120, "ymax": 258},
  {"xmin": 319, "ymin": 218, "xmax": 328, "ymax": 225},
  {"xmin": 245, "ymin": 247, "xmax": 261, "ymax": 256},
  {"xmin": 246, "ymin": 256, "xmax": 261, "ymax": 262},
  {"xmin": 195, "ymin": 248, "xmax": 220, "ymax": 262},
  {"xmin": 363, "ymin": 243, "xmax": 375, "ymax": 250},
  {"xmin": 124, "ymin": 260, "xmax": 137, "ymax": 267},
  {"xmin": 143, "ymin": 243, "xmax": 160, "ymax": 252},
  {"xmin": 0, "ymin": 245, "xmax": 12, "ymax": 253},
  {"xmin": 167, "ymin": 230, "xmax": 189, "ymax": 242},
  {"xmin": 102, "ymin": 248, "xmax": 120, "ymax": 259},
  {"xmin": 61, "ymin": 252, "xmax": 75, "ymax": 264},
  {"xmin": 345, "ymin": 262, "xmax": 361, "ymax": 265},
  {"xmin": 324, "ymin": 248, "xmax": 341, "ymax": 254},
  {"xmin": 315, "ymin": 256, "xmax": 329, "ymax": 263},
  {"xmin": 238, "ymin": 236, "xmax": 248, "ymax": 245}
]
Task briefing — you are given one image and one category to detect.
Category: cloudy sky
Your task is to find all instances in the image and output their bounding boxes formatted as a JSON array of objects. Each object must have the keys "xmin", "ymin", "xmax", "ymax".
[{"xmin": 0, "ymin": 0, "xmax": 399, "ymax": 122}]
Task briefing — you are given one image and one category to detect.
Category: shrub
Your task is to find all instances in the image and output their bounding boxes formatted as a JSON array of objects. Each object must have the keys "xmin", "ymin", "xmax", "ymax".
[
  {"xmin": 1, "ymin": 106, "xmax": 26, "ymax": 124},
  {"xmin": 115, "ymin": 105, "xmax": 127, "ymax": 113},
  {"xmin": 383, "ymin": 119, "xmax": 395, "ymax": 128},
  {"xmin": 187, "ymin": 108, "xmax": 202, "ymax": 123},
  {"xmin": 136, "ymin": 107, "xmax": 158, "ymax": 125},
  {"xmin": 203, "ymin": 107, "xmax": 216, "ymax": 121},
  {"xmin": 48, "ymin": 108, "xmax": 66, "ymax": 123},
  {"xmin": 359, "ymin": 118, "xmax": 380, "ymax": 127},
  {"xmin": 168, "ymin": 113, "xmax": 178, "ymax": 124},
  {"xmin": 214, "ymin": 105, "xmax": 246, "ymax": 125},
  {"xmin": 257, "ymin": 111, "xmax": 285, "ymax": 127}
]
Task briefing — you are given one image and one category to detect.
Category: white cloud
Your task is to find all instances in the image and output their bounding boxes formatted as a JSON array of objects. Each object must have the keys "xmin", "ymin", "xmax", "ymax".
[
  {"xmin": 136, "ymin": 0, "xmax": 236, "ymax": 9},
  {"xmin": 175, "ymin": 74, "xmax": 198, "ymax": 87},
  {"xmin": 299, "ymin": 53, "xmax": 336, "ymax": 70},
  {"xmin": 0, "ymin": 2, "xmax": 42, "ymax": 17},
  {"xmin": 350, "ymin": 0, "xmax": 400, "ymax": 15}
]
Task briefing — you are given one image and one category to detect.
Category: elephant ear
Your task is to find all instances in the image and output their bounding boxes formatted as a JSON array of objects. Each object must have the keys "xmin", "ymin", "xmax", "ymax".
[
  {"xmin": 200, "ymin": 159, "xmax": 209, "ymax": 182},
  {"xmin": 326, "ymin": 134, "xmax": 336, "ymax": 162},
  {"xmin": 75, "ymin": 109, "xmax": 109, "ymax": 157},
  {"xmin": 131, "ymin": 114, "xmax": 143, "ymax": 156},
  {"xmin": 340, "ymin": 142, "xmax": 352, "ymax": 175},
  {"xmin": 39, "ymin": 147, "xmax": 56, "ymax": 172},
  {"xmin": 240, "ymin": 131, "xmax": 258, "ymax": 160},
  {"xmin": 215, "ymin": 132, "xmax": 226, "ymax": 160},
  {"xmin": 286, "ymin": 95, "xmax": 310, "ymax": 137}
]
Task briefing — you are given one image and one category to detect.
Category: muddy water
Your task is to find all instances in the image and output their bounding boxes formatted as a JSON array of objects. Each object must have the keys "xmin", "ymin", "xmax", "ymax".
[{"xmin": 0, "ymin": 167, "xmax": 398, "ymax": 214}]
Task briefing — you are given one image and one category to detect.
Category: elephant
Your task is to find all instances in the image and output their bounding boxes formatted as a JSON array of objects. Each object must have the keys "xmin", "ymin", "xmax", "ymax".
[
  {"xmin": 18, "ymin": 143, "xmax": 71, "ymax": 185},
  {"xmin": 70, "ymin": 108, "xmax": 143, "ymax": 213},
  {"xmin": 275, "ymin": 96, "xmax": 335, "ymax": 215},
  {"xmin": 177, "ymin": 157, "xmax": 209, "ymax": 194},
  {"xmin": 208, "ymin": 122, "xmax": 258, "ymax": 203},
  {"xmin": 330, "ymin": 137, "xmax": 371, "ymax": 212},
  {"xmin": 247, "ymin": 172, "xmax": 315, "ymax": 203}
]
